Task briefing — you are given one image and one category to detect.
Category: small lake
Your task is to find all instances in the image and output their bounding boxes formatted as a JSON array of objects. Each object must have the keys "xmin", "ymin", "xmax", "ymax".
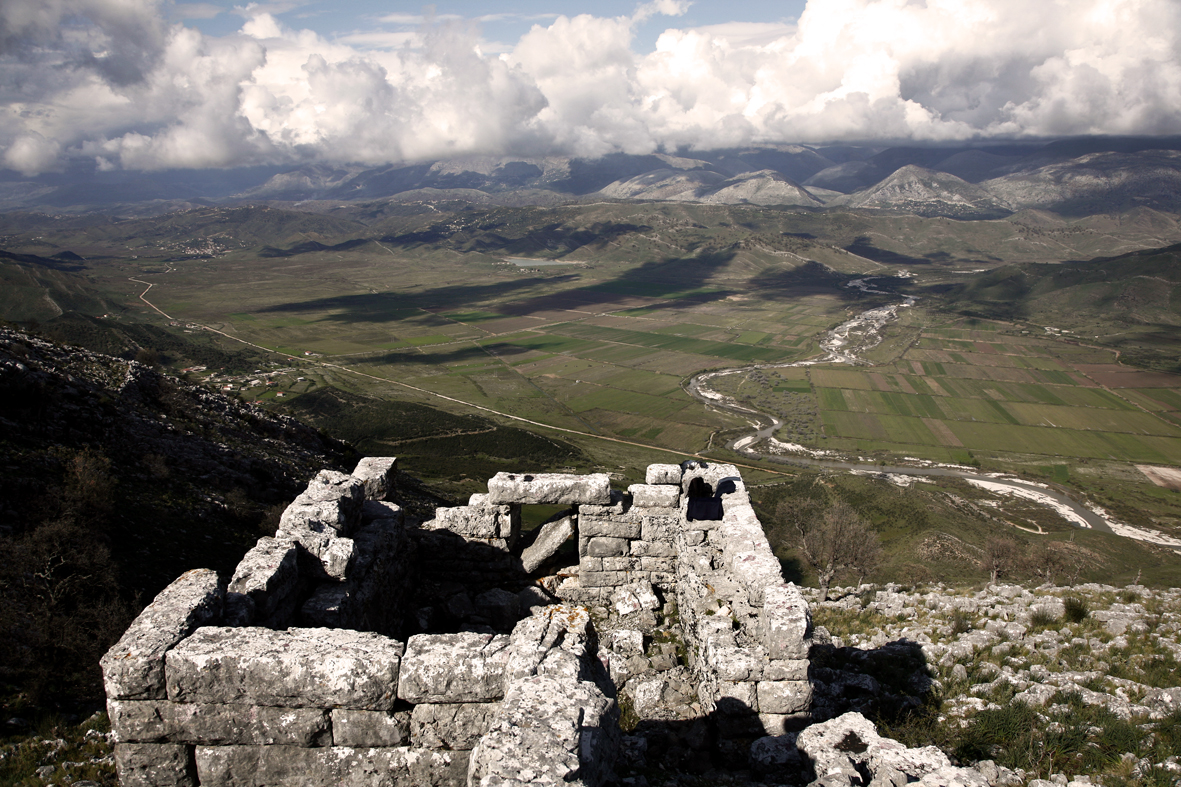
[{"xmin": 506, "ymin": 258, "xmax": 576, "ymax": 267}]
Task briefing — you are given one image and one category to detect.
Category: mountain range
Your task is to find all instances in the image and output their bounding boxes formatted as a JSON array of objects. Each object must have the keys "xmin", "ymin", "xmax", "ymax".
[{"xmin": 5, "ymin": 137, "xmax": 1181, "ymax": 219}]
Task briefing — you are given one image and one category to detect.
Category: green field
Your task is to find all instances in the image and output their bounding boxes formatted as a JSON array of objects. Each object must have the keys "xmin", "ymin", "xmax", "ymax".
[{"xmin": 5, "ymin": 198, "xmax": 1181, "ymax": 545}]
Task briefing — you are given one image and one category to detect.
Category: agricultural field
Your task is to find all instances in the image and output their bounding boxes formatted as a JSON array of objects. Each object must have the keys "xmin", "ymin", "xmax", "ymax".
[{"xmin": 4, "ymin": 199, "xmax": 1181, "ymax": 553}]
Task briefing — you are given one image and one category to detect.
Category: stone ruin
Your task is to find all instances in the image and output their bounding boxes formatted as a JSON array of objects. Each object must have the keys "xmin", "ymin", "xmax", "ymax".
[{"xmin": 101, "ymin": 458, "xmax": 816, "ymax": 786}]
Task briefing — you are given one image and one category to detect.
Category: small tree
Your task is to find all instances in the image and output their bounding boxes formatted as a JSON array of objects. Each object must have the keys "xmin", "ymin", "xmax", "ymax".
[
  {"xmin": 778, "ymin": 497, "xmax": 882, "ymax": 602},
  {"xmin": 980, "ymin": 537, "xmax": 1020, "ymax": 584}
]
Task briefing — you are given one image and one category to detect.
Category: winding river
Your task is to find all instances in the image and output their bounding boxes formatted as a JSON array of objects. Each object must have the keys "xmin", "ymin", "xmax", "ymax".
[{"xmin": 684, "ymin": 277, "xmax": 1181, "ymax": 549}]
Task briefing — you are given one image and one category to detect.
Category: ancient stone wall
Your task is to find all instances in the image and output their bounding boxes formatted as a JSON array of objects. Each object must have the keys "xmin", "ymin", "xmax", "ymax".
[
  {"xmin": 102, "ymin": 461, "xmax": 617, "ymax": 787},
  {"xmin": 102, "ymin": 460, "xmax": 810, "ymax": 786}
]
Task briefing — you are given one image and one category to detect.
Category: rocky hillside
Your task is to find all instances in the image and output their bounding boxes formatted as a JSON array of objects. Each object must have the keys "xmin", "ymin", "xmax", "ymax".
[
  {"xmin": 801, "ymin": 582, "xmax": 1181, "ymax": 786},
  {"xmin": 0, "ymin": 327, "xmax": 355, "ymax": 708}
]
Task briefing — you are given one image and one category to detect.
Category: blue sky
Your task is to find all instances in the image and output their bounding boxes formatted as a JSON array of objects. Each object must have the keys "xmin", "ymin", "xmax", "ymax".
[{"xmin": 176, "ymin": 1, "xmax": 809, "ymax": 52}]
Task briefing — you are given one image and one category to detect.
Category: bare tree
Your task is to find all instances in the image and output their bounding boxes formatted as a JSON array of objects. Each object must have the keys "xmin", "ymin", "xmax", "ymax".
[
  {"xmin": 778, "ymin": 497, "xmax": 882, "ymax": 602},
  {"xmin": 980, "ymin": 537, "xmax": 1020, "ymax": 584}
]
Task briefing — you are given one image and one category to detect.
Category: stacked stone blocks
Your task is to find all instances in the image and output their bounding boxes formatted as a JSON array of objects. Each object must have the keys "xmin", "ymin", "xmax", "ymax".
[{"xmin": 103, "ymin": 463, "xmax": 619, "ymax": 787}]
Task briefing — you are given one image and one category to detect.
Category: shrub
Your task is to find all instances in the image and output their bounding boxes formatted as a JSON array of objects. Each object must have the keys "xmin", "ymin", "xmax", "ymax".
[
  {"xmin": 1063, "ymin": 597, "xmax": 1090, "ymax": 623},
  {"xmin": 950, "ymin": 610, "xmax": 973, "ymax": 634},
  {"xmin": 1029, "ymin": 608, "xmax": 1058, "ymax": 629}
]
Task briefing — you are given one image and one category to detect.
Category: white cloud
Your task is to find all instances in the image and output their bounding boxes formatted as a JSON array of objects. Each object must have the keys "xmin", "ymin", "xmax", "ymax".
[{"xmin": 3, "ymin": 0, "xmax": 1181, "ymax": 175}]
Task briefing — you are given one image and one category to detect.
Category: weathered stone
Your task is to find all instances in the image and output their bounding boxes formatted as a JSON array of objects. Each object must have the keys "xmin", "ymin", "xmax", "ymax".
[
  {"xmin": 475, "ymin": 588, "xmax": 521, "ymax": 630},
  {"xmin": 108, "ymin": 699, "xmax": 330, "ymax": 746},
  {"xmin": 716, "ymin": 681, "xmax": 757, "ymax": 712},
  {"xmin": 756, "ymin": 681, "xmax": 812, "ymax": 714},
  {"xmin": 487, "ymin": 472, "xmax": 611, "ymax": 506},
  {"xmin": 361, "ymin": 500, "xmax": 404, "ymax": 525},
  {"xmin": 521, "ymin": 515, "xmax": 575, "ymax": 573},
  {"xmin": 469, "ymin": 675, "xmax": 618, "ymax": 787},
  {"xmin": 101, "ymin": 569, "xmax": 224, "ymax": 701},
  {"xmin": 641, "ymin": 515, "xmax": 679, "ymax": 542},
  {"xmin": 631, "ymin": 539, "xmax": 675, "ymax": 557},
  {"xmin": 194, "ymin": 745, "xmax": 407, "ymax": 787},
  {"xmin": 226, "ymin": 537, "xmax": 300, "ymax": 623},
  {"xmin": 611, "ymin": 587, "xmax": 643, "ymax": 616},
  {"xmin": 580, "ymin": 516, "xmax": 642, "ymax": 539},
  {"xmin": 399, "ymin": 633, "xmax": 511, "ymax": 703},
  {"xmin": 588, "ymin": 536, "xmax": 629, "ymax": 557},
  {"xmin": 505, "ymin": 605, "xmax": 596, "ymax": 684},
  {"xmin": 331, "ymin": 709, "xmax": 410, "ymax": 747},
  {"xmin": 279, "ymin": 470, "xmax": 364, "ymax": 538},
  {"xmin": 518, "ymin": 585, "xmax": 557, "ymax": 615},
  {"xmin": 712, "ymin": 645, "xmax": 765, "ymax": 682},
  {"xmin": 640, "ymin": 556, "xmax": 676, "ymax": 572},
  {"xmin": 604, "ymin": 629, "xmax": 644, "ymax": 656},
  {"xmin": 431, "ymin": 505, "xmax": 506, "ymax": 539},
  {"xmin": 750, "ymin": 734, "xmax": 801, "ymax": 775},
  {"xmin": 762, "ymin": 584, "xmax": 812, "ymax": 660},
  {"xmin": 115, "ymin": 743, "xmax": 197, "ymax": 787},
  {"xmin": 629, "ymin": 483, "xmax": 681, "ymax": 509},
  {"xmin": 166, "ymin": 627, "xmax": 403, "ymax": 710},
  {"xmin": 602, "ymin": 556, "xmax": 640, "ymax": 571},
  {"xmin": 300, "ymin": 583, "xmax": 348, "ymax": 628},
  {"xmin": 353, "ymin": 456, "xmax": 398, "ymax": 501},
  {"xmin": 765, "ymin": 659, "xmax": 810, "ymax": 682},
  {"xmin": 578, "ymin": 489, "xmax": 629, "ymax": 516},
  {"xmin": 645, "ymin": 463, "xmax": 683, "ymax": 485},
  {"xmin": 411, "ymin": 702, "xmax": 499, "ymax": 750},
  {"xmin": 580, "ymin": 570, "xmax": 631, "ymax": 588}
]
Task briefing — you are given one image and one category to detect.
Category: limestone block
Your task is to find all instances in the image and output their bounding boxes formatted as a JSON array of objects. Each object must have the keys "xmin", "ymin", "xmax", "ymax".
[
  {"xmin": 108, "ymin": 699, "xmax": 329, "ymax": 746},
  {"xmin": 580, "ymin": 570, "xmax": 631, "ymax": 588},
  {"xmin": 431, "ymin": 505, "xmax": 502, "ymax": 539},
  {"xmin": 641, "ymin": 514, "xmax": 679, "ymax": 542},
  {"xmin": 300, "ymin": 583, "xmax": 349, "ymax": 628},
  {"xmin": 731, "ymin": 552, "xmax": 783, "ymax": 607},
  {"xmin": 604, "ymin": 629, "xmax": 644, "ymax": 656},
  {"xmin": 579, "ymin": 556, "xmax": 603, "ymax": 571},
  {"xmin": 474, "ymin": 588, "xmax": 521, "ymax": 630},
  {"xmin": 750, "ymin": 734, "xmax": 802, "ymax": 775},
  {"xmin": 555, "ymin": 584, "xmax": 606, "ymax": 606},
  {"xmin": 195, "ymin": 745, "xmax": 409, "ymax": 787},
  {"xmin": 601, "ymin": 556, "xmax": 640, "ymax": 572},
  {"xmin": 758, "ymin": 713, "xmax": 807, "ymax": 737},
  {"xmin": 628, "ymin": 483, "xmax": 681, "ymax": 509},
  {"xmin": 611, "ymin": 587, "xmax": 643, "ymax": 616},
  {"xmin": 101, "ymin": 568, "xmax": 224, "ymax": 701},
  {"xmin": 580, "ymin": 516, "xmax": 642, "ymax": 539},
  {"xmin": 521, "ymin": 515, "xmax": 575, "ymax": 573},
  {"xmin": 487, "ymin": 472, "xmax": 611, "ymax": 506},
  {"xmin": 765, "ymin": 659, "xmax": 810, "ymax": 682},
  {"xmin": 711, "ymin": 645, "xmax": 765, "ymax": 682},
  {"xmin": 756, "ymin": 681, "xmax": 812, "ymax": 714},
  {"xmin": 761, "ymin": 584, "xmax": 812, "ymax": 660},
  {"xmin": 331, "ymin": 709, "xmax": 410, "ymax": 747},
  {"xmin": 279, "ymin": 470, "xmax": 364, "ymax": 538},
  {"xmin": 469, "ymin": 675, "xmax": 618, "ymax": 787},
  {"xmin": 353, "ymin": 456, "xmax": 398, "ymax": 500},
  {"xmin": 518, "ymin": 585, "xmax": 557, "ymax": 615},
  {"xmin": 115, "ymin": 743, "xmax": 196, "ymax": 787},
  {"xmin": 645, "ymin": 463, "xmax": 682, "ymax": 485},
  {"xmin": 797, "ymin": 712, "xmax": 951, "ymax": 784},
  {"xmin": 399, "ymin": 633, "xmax": 511, "ymax": 703},
  {"xmin": 362, "ymin": 499, "xmax": 404, "ymax": 525},
  {"xmin": 166, "ymin": 627, "xmax": 403, "ymax": 710},
  {"xmin": 587, "ymin": 536, "xmax": 629, "ymax": 557},
  {"xmin": 505, "ymin": 605, "xmax": 596, "ymax": 684},
  {"xmin": 681, "ymin": 530, "xmax": 706, "ymax": 547},
  {"xmin": 716, "ymin": 681, "xmax": 758, "ymax": 712},
  {"xmin": 411, "ymin": 702, "xmax": 499, "ymax": 750},
  {"xmin": 226, "ymin": 536, "xmax": 300, "ymax": 622},
  {"xmin": 578, "ymin": 489, "xmax": 629, "ymax": 516},
  {"xmin": 640, "ymin": 557, "xmax": 676, "ymax": 573},
  {"xmin": 631, "ymin": 539, "xmax": 675, "ymax": 557}
]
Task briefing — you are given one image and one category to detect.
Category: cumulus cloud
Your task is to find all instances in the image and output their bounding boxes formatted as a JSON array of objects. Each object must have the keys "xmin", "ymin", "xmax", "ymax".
[{"xmin": 3, "ymin": 0, "xmax": 1181, "ymax": 175}]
